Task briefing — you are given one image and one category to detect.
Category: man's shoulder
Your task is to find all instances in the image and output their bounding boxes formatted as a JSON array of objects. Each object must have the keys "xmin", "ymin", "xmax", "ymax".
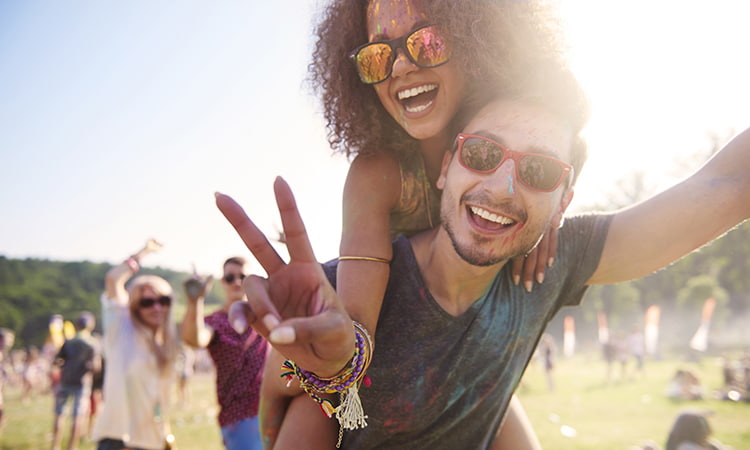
[
  {"xmin": 562, "ymin": 211, "xmax": 612, "ymax": 227},
  {"xmin": 559, "ymin": 212, "xmax": 614, "ymax": 243},
  {"xmin": 60, "ymin": 335, "xmax": 94, "ymax": 353}
]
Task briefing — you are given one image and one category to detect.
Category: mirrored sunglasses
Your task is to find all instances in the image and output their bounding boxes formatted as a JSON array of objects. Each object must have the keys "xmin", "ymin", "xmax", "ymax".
[
  {"xmin": 139, "ymin": 296, "xmax": 172, "ymax": 308},
  {"xmin": 455, "ymin": 133, "xmax": 573, "ymax": 192},
  {"xmin": 349, "ymin": 24, "xmax": 451, "ymax": 85}
]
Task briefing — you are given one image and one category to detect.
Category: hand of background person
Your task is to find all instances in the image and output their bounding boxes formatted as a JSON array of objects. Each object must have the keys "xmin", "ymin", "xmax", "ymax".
[
  {"xmin": 132, "ymin": 238, "xmax": 163, "ymax": 262},
  {"xmin": 143, "ymin": 238, "xmax": 163, "ymax": 254},
  {"xmin": 184, "ymin": 273, "xmax": 214, "ymax": 303},
  {"xmin": 216, "ymin": 178, "xmax": 356, "ymax": 377},
  {"xmin": 510, "ymin": 225, "xmax": 558, "ymax": 292}
]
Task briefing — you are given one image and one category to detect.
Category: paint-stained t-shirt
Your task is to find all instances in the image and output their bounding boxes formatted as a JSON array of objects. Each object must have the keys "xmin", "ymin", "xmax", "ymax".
[{"xmin": 323, "ymin": 213, "xmax": 612, "ymax": 450}]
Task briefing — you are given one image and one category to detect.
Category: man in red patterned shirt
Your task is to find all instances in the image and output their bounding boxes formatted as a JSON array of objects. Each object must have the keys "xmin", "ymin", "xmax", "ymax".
[{"xmin": 182, "ymin": 257, "xmax": 268, "ymax": 450}]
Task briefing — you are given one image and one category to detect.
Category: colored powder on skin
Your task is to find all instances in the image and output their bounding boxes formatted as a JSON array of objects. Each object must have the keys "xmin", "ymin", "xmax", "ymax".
[
  {"xmin": 502, "ymin": 223, "xmax": 525, "ymax": 246},
  {"xmin": 507, "ymin": 175, "xmax": 514, "ymax": 195}
]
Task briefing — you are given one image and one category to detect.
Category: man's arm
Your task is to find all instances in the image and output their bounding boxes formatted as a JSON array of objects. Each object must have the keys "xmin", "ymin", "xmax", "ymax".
[
  {"xmin": 589, "ymin": 128, "xmax": 750, "ymax": 285},
  {"xmin": 181, "ymin": 276, "xmax": 214, "ymax": 348}
]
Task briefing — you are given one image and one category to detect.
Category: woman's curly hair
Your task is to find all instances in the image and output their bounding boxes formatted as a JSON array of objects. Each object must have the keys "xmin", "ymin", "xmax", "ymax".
[{"xmin": 308, "ymin": 0, "xmax": 570, "ymax": 160}]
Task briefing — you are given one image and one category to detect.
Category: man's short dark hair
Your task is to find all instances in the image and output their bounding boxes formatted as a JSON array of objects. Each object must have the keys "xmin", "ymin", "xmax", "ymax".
[
  {"xmin": 454, "ymin": 61, "xmax": 590, "ymax": 186},
  {"xmin": 76, "ymin": 311, "xmax": 95, "ymax": 331},
  {"xmin": 224, "ymin": 256, "xmax": 246, "ymax": 269}
]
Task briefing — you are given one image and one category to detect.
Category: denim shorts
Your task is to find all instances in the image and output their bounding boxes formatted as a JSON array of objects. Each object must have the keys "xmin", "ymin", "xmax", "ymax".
[
  {"xmin": 221, "ymin": 416, "xmax": 263, "ymax": 450},
  {"xmin": 54, "ymin": 384, "xmax": 89, "ymax": 417}
]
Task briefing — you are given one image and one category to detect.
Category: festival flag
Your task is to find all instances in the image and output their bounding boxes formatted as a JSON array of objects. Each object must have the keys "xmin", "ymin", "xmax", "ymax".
[
  {"xmin": 689, "ymin": 298, "xmax": 716, "ymax": 352},
  {"xmin": 563, "ymin": 315, "xmax": 575, "ymax": 357},
  {"xmin": 644, "ymin": 305, "xmax": 660, "ymax": 356},
  {"xmin": 597, "ymin": 311, "xmax": 609, "ymax": 345}
]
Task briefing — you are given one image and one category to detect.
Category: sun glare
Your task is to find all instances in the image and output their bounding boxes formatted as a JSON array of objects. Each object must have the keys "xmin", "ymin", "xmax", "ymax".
[{"xmin": 557, "ymin": 1, "xmax": 750, "ymax": 209}]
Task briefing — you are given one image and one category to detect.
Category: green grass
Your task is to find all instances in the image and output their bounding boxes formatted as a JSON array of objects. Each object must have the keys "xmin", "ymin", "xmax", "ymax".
[
  {"xmin": 2, "ymin": 353, "xmax": 748, "ymax": 449},
  {"xmin": 517, "ymin": 353, "xmax": 750, "ymax": 449},
  {"xmin": 0, "ymin": 371, "xmax": 222, "ymax": 450}
]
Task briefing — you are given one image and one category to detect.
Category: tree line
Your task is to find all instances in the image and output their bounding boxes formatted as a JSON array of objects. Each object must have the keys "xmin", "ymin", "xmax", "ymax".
[
  {"xmin": 3, "ymin": 214, "xmax": 748, "ymax": 354},
  {"xmin": 0, "ymin": 257, "xmax": 223, "ymax": 349}
]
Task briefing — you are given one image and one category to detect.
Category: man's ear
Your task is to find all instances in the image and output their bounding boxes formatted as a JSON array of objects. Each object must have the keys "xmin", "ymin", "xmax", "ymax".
[
  {"xmin": 551, "ymin": 187, "xmax": 574, "ymax": 229},
  {"xmin": 436, "ymin": 151, "xmax": 453, "ymax": 190}
]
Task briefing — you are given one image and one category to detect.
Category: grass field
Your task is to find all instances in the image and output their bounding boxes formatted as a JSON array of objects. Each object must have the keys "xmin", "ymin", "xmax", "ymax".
[{"xmin": 1, "ymin": 353, "xmax": 748, "ymax": 449}]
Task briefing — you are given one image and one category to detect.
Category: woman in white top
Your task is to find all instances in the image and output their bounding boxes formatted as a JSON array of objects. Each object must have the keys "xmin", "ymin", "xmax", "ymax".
[{"xmin": 92, "ymin": 239, "xmax": 179, "ymax": 450}]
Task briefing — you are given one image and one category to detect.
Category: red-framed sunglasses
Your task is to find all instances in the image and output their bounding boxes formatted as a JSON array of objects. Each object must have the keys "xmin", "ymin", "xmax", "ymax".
[
  {"xmin": 455, "ymin": 133, "xmax": 573, "ymax": 192},
  {"xmin": 349, "ymin": 24, "xmax": 451, "ymax": 85}
]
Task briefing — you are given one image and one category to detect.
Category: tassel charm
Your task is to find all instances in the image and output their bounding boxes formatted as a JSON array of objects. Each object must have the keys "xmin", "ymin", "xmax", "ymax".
[{"xmin": 335, "ymin": 384, "xmax": 368, "ymax": 430}]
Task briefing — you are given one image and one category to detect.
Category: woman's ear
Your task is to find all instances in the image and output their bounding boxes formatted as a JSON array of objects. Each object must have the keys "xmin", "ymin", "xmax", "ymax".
[
  {"xmin": 436, "ymin": 151, "xmax": 453, "ymax": 190},
  {"xmin": 551, "ymin": 187, "xmax": 574, "ymax": 228}
]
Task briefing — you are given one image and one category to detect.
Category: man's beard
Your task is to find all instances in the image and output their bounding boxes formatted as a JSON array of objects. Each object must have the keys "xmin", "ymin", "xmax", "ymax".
[
  {"xmin": 441, "ymin": 219, "xmax": 508, "ymax": 267},
  {"xmin": 440, "ymin": 191, "xmax": 540, "ymax": 267}
]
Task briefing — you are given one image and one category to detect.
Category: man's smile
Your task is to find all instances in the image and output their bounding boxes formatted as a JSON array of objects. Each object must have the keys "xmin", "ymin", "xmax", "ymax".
[{"xmin": 467, "ymin": 204, "xmax": 522, "ymax": 232}]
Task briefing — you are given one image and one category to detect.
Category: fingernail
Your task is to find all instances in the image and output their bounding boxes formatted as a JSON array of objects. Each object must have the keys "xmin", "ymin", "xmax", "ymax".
[
  {"xmin": 214, "ymin": 192, "xmax": 222, "ymax": 198},
  {"xmin": 263, "ymin": 314, "xmax": 280, "ymax": 330},
  {"xmin": 524, "ymin": 281, "xmax": 533, "ymax": 293},
  {"xmin": 536, "ymin": 272, "xmax": 545, "ymax": 285},
  {"xmin": 513, "ymin": 275, "xmax": 520, "ymax": 286},
  {"xmin": 269, "ymin": 326, "xmax": 295, "ymax": 344},
  {"xmin": 548, "ymin": 257, "xmax": 554, "ymax": 267},
  {"xmin": 231, "ymin": 316, "xmax": 247, "ymax": 334}
]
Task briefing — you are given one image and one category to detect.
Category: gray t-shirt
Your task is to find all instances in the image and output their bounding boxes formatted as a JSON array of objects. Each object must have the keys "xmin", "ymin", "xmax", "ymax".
[{"xmin": 324, "ymin": 213, "xmax": 612, "ymax": 449}]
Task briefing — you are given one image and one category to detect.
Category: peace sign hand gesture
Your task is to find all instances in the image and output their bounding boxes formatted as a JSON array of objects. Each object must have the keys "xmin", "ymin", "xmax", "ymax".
[{"xmin": 216, "ymin": 177, "xmax": 355, "ymax": 377}]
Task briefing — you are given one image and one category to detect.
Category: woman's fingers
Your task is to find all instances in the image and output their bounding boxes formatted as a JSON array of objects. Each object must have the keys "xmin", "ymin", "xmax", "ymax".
[
  {"xmin": 215, "ymin": 192, "xmax": 286, "ymax": 275},
  {"xmin": 273, "ymin": 177, "xmax": 317, "ymax": 264},
  {"xmin": 546, "ymin": 226, "xmax": 559, "ymax": 267},
  {"xmin": 236, "ymin": 275, "xmax": 282, "ymax": 336},
  {"xmin": 228, "ymin": 301, "xmax": 255, "ymax": 334},
  {"xmin": 521, "ymin": 246, "xmax": 539, "ymax": 292}
]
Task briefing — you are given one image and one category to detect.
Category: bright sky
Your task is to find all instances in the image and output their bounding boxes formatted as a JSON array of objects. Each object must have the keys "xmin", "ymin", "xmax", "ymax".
[{"xmin": 2, "ymin": 1, "xmax": 749, "ymax": 277}]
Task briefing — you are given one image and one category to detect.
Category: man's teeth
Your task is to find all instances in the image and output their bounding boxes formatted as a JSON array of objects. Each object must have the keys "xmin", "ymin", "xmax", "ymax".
[
  {"xmin": 397, "ymin": 84, "xmax": 437, "ymax": 100},
  {"xmin": 470, "ymin": 206, "xmax": 514, "ymax": 225}
]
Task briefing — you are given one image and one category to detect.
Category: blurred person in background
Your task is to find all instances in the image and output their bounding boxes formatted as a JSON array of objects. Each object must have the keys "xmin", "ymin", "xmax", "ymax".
[
  {"xmin": 92, "ymin": 239, "xmax": 180, "ymax": 450},
  {"xmin": 181, "ymin": 256, "xmax": 268, "ymax": 450},
  {"xmin": 665, "ymin": 411, "xmax": 727, "ymax": 450},
  {"xmin": 51, "ymin": 311, "xmax": 98, "ymax": 450}
]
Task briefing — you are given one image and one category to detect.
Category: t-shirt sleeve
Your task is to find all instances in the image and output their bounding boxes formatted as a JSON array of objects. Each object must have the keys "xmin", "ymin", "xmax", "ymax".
[
  {"xmin": 555, "ymin": 213, "xmax": 614, "ymax": 307},
  {"xmin": 99, "ymin": 292, "xmax": 128, "ymax": 350}
]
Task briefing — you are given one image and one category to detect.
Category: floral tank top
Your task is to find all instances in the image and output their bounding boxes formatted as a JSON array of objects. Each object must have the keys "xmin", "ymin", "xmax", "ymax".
[{"xmin": 390, "ymin": 152, "xmax": 441, "ymax": 238}]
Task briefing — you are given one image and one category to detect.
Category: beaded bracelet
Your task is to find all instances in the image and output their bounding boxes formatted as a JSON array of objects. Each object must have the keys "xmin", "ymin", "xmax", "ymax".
[{"xmin": 281, "ymin": 321, "xmax": 373, "ymax": 437}]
